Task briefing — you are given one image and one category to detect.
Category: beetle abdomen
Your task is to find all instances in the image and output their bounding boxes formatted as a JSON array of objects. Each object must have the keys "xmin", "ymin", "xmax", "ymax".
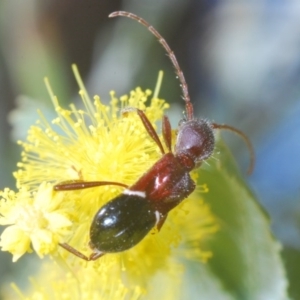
[{"xmin": 89, "ymin": 193, "xmax": 157, "ymax": 253}]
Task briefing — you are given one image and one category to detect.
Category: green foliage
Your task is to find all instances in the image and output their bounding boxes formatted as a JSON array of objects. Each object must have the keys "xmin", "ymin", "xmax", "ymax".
[{"xmin": 181, "ymin": 139, "xmax": 289, "ymax": 300}]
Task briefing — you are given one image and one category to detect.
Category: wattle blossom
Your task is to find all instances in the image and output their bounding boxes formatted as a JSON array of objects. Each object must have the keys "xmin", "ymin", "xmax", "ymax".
[{"xmin": 0, "ymin": 66, "xmax": 218, "ymax": 299}]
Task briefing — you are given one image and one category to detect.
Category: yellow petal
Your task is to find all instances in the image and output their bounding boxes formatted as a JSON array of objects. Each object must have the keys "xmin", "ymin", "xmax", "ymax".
[
  {"xmin": 31, "ymin": 229, "xmax": 53, "ymax": 257},
  {"xmin": 45, "ymin": 212, "xmax": 72, "ymax": 230},
  {"xmin": 0, "ymin": 225, "xmax": 31, "ymax": 262}
]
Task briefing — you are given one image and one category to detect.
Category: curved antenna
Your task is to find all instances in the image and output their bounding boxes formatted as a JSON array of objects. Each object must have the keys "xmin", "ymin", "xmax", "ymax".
[
  {"xmin": 109, "ymin": 11, "xmax": 194, "ymax": 120},
  {"xmin": 211, "ymin": 123, "xmax": 255, "ymax": 174}
]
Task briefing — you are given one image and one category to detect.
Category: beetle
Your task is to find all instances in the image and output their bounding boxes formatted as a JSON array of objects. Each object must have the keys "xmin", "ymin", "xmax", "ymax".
[{"xmin": 54, "ymin": 11, "xmax": 254, "ymax": 261}]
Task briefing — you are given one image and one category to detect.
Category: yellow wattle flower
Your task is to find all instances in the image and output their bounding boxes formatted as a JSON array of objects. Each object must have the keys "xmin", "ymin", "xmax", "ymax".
[
  {"xmin": 0, "ymin": 183, "xmax": 71, "ymax": 262},
  {"xmin": 0, "ymin": 65, "xmax": 218, "ymax": 299}
]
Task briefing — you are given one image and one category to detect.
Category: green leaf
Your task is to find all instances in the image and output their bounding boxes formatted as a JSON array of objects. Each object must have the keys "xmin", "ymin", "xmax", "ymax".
[{"xmin": 182, "ymin": 138, "xmax": 289, "ymax": 299}]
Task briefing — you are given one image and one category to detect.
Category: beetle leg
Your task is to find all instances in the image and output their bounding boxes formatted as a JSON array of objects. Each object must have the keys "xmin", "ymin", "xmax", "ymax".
[
  {"xmin": 89, "ymin": 251, "xmax": 105, "ymax": 261},
  {"xmin": 59, "ymin": 243, "xmax": 105, "ymax": 261},
  {"xmin": 54, "ymin": 181, "xmax": 128, "ymax": 191},
  {"xmin": 122, "ymin": 107, "xmax": 165, "ymax": 155},
  {"xmin": 59, "ymin": 242, "xmax": 90, "ymax": 261},
  {"xmin": 162, "ymin": 115, "xmax": 172, "ymax": 152}
]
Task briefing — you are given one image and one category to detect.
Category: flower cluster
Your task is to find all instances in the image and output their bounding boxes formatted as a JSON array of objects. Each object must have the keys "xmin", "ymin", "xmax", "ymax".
[{"xmin": 0, "ymin": 66, "xmax": 218, "ymax": 299}]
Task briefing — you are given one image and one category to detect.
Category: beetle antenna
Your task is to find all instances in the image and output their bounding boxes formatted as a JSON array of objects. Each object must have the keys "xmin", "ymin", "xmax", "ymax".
[
  {"xmin": 109, "ymin": 11, "xmax": 194, "ymax": 120},
  {"xmin": 211, "ymin": 123, "xmax": 255, "ymax": 174}
]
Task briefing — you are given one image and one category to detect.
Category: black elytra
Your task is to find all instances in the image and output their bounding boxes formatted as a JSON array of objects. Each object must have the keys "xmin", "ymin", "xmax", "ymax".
[{"xmin": 89, "ymin": 194, "xmax": 157, "ymax": 253}]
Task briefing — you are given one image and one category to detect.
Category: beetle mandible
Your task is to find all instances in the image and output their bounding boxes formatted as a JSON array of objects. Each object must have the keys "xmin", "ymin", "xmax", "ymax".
[{"xmin": 54, "ymin": 11, "xmax": 255, "ymax": 261}]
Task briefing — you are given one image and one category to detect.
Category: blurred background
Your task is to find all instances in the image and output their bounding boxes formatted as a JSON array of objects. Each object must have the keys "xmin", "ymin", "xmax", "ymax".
[{"xmin": 0, "ymin": 0, "xmax": 300, "ymax": 298}]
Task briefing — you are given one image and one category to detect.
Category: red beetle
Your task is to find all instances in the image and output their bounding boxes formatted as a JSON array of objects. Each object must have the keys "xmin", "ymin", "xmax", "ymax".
[{"xmin": 54, "ymin": 11, "xmax": 254, "ymax": 261}]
